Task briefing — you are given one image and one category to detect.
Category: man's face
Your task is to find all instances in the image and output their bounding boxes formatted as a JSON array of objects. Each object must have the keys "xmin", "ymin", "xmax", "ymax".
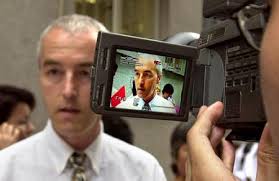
[
  {"xmin": 7, "ymin": 102, "xmax": 34, "ymax": 140},
  {"xmin": 134, "ymin": 57, "xmax": 160, "ymax": 102},
  {"xmin": 260, "ymin": 2, "xmax": 279, "ymax": 151},
  {"xmin": 38, "ymin": 27, "xmax": 99, "ymax": 138}
]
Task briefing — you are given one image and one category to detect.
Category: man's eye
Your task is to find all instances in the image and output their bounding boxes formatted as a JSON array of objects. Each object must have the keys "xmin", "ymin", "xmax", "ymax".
[
  {"xmin": 78, "ymin": 70, "xmax": 91, "ymax": 78},
  {"xmin": 80, "ymin": 70, "xmax": 90, "ymax": 76},
  {"xmin": 18, "ymin": 121, "xmax": 27, "ymax": 125},
  {"xmin": 14, "ymin": 119, "xmax": 28, "ymax": 126},
  {"xmin": 44, "ymin": 68, "xmax": 63, "ymax": 82},
  {"xmin": 144, "ymin": 72, "xmax": 152, "ymax": 78},
  {"xmin": 47, "ymin": 69, "xmax": 60, "ymax": 75},
  {"xmin": 78, "ymin": 70, "xmax": 91, "ymax": 81}
]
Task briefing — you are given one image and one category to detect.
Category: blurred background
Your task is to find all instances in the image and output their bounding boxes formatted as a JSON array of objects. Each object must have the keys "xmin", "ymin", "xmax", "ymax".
[{"xmin": 0, "ymin": 0, "xmax": 202, "ymax": 180}]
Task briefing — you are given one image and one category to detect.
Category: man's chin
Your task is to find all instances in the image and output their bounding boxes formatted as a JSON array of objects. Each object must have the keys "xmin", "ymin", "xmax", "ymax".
[
  {"xmin": 137, "ymin": 93, "xmax": 145, "ymax": 98},
  {"xmin": 53, "ymin": 122, "xmax": 83, "ymax": 137},
  {"xmin": 137, "ymin": 90, "xmax": 146, "ymax": 96},
  {"xmin": 53, "ymin": 111, "xmax": 81, "ymax": 123},
  {"xmin": 137, "ymin": 94, "xmax": 143, "ymax": 98}
]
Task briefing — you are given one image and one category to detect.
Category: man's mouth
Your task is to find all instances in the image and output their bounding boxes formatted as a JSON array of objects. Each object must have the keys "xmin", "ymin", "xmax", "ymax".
[
  {"xmin": 58, "ymin": 107, "xmax": 80, "ymax": 114},
  {"xmin": 137, "ymin": 88, "xmax": 145, "ymax": 91}
]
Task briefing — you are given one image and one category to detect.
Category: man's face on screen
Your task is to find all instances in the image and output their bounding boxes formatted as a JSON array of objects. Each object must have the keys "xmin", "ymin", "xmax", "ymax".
[{"xmin": 134, "ymin": 57, "xmax": 160, "ymax": 102}]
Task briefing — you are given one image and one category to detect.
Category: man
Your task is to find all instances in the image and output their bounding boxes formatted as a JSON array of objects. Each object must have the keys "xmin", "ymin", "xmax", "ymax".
[
  {"xmin": 0, "ymin": 14, "xmax": 166, "ymax": 181},
  {"xmin": 0, "ymin": 85, "xmax": 35, "ymax": 149},
  {"xmin": 117, "ymin": 54, "xmax": 176, "ymax": 114},
  {"xmin": 186, "ymin": 0, "xmax": 279, "ymax": 180}
]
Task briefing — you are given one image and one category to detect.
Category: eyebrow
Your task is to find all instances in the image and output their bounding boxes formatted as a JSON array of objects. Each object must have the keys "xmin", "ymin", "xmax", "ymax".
[
  {"xmin": 143, "ymin": 70, "xmax": 153, "ymax": 74},
  {"xmin": 78, "ymin": 62, "xmax": 93, "ymax": 68},
  {"xmin": 42, "ymin": 59, "xmax": 61, "ymax": 67},
  {"xmin": 42, "ymin": 59, "xmax": 92, "ymax": 68},
  {"xmin": 134, "ymin": 69, "xmax": 153, "ymax": 74}
]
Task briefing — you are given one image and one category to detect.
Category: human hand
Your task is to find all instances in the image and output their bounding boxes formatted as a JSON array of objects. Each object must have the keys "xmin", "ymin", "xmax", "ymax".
[
  {"xmin": 256, "ymin": 124, "xmax": 279, "ymax": 181},
  {"xmin": 0, "ymin": 123, "xmax": 21, "ymax": 149},
  {"xmin": 186, "ymin": 101, "xmax": 239, "ymax": 181}
]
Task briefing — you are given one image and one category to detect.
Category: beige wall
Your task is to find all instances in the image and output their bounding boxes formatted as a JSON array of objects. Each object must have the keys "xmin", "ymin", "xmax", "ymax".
[
  {"xmin": 159, "ymin": 0, "xmax": 202, "ymax": 39},
  {"xmin": 0, "ymin": 1, "xmax": 202, "ymax": 180},
  {"xmin": 169, "ymin": 0, "xmax": 202, "ymax": 35}
]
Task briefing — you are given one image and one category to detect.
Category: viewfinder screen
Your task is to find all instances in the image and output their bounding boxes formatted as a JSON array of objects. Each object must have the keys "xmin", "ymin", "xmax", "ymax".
[{"xmin": 110, "ymin": 49, "xmax": 188, "ymax": 115}]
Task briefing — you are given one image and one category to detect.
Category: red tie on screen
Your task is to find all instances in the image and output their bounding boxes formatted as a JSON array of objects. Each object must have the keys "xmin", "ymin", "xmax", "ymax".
[{"xmin": 111, "ymin": 86, "xmax": 126, "ymax": 107}]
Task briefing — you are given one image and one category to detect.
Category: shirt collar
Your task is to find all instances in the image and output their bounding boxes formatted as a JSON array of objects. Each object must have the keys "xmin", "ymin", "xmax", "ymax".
[
  {"xmin": 137, "ymin": 95, "xmax": 157, "ymax": 106},
  {"xmin": 43, "ymin": 120, "xmax": 103, "ymax": 175},
  {"xmin": 43, "ymin": 120, "xmax": 73, "ymax": 175},
  {"xmin": 149, "ymin": 94, "xmax": 159, "ymax": 106},
  {"xmin": 137, "ymin": 96, "xmax": 145, "ymax": 107},
  {"xmin": 84, "ymin": 121, "xmax": 104, "ymax": 175}
]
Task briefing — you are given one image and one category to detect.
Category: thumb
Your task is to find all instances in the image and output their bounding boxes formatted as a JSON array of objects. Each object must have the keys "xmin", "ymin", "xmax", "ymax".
[
  {"xmin": 221, "ymin": 139, "xmax": 236, "ymax": 171},
  {"xmin": 193, "ymin": 101, "xmax": 224, "ymax": 137}
]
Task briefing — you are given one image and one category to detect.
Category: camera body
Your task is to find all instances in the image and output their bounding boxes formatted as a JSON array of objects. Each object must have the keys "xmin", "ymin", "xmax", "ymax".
[{"xmin": 191, "ymin": 0, "xmax": 269, "ymax": 140}]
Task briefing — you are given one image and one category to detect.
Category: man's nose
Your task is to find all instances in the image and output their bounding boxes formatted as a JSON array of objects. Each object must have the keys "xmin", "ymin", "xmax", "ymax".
[
  {"xmin": 62, "ymin": 72, "xmax": 78, "ymax": 99},
  {"xmin": 139, "ymin": 74, "xmax": 145, "ymax": 85}
]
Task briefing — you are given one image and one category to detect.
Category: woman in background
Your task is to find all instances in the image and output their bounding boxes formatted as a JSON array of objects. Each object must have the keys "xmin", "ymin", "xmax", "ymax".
[{"xmin": 0, "ymin": 85, "xmax": 35, "ymax": 149}]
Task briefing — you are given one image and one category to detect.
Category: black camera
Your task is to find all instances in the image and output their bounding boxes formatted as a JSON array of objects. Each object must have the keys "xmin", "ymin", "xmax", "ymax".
[
  {"xmin": 90, "ymin": 0, "xmax": 270, "ymax": 141},
  {"xmin": 90, "ymin": 32, "xmax": 197, "ymax": 121},
  {"xmin": 191, "ymin": 0, "xmax": 270, "ymax": 140}
]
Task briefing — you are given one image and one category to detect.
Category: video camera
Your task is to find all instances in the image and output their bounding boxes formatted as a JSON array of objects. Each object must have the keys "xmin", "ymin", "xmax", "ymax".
[
  {"xmin": 90, "ymin": 0, "xmax": 270, "ymax": 141},
  {"xmin": 192, "ymin": 0, "xmax": 269, "ymax": 140}
]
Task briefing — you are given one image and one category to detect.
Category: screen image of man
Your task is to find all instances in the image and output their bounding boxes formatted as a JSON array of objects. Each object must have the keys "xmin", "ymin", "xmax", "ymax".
[{"xmin": 116, "ymin": 54, "xmax": 176, "ymax": 114}]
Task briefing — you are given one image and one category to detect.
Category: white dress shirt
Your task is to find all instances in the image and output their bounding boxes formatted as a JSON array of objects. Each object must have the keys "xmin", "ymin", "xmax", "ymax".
[
  {"xmin": 0, "ymin": 120, "xmax": 167, "ymax": 181},
  {"xmin": 233, "ymin": 142, "xmax": 258, "ymax": 181},
  {"xmin": 116, "ymin": 95, "xmax": 176, "ymax": 114}
]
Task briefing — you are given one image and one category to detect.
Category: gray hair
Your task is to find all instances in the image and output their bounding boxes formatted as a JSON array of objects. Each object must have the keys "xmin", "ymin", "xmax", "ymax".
[
  {"xmin": 137, "ymin": 53, "xmax": 163, "ymax": 77},
  {"xmin": 37, "ymin": 14, "xmax": 108, "ymax": 58}
]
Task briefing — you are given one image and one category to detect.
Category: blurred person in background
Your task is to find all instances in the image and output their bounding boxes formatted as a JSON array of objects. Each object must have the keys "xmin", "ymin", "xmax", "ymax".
[
  {"xmin": 162, "ymin": 83, "xmax": 175, "ymax": 106},
  {"xmin": 102, "ymin": 114, "xmax": 134, "ymax": 144},
  {"xmin": 170, "ymin": 121, "xmax": 193, "ymax": 181},
  {"xmin": 233, "ymin": 142, "xmax": 258, "ymax": 181},
  {"xmin": 0, "ymin": 85, "xmax": 35, "ymax": 149}
]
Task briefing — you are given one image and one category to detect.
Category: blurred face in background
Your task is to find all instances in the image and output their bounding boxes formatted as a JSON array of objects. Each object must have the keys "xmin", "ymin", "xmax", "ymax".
[
  {"xmin": 7, "ymin": 102, "xmax": 34, "ymax": 139},
  {"xmin": 163, "ymin": 92, "xmax": 172, "ymax": 99}
]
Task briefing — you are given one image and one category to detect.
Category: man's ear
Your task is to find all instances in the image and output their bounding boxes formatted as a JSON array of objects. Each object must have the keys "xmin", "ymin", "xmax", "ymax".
[{"xmin": 157, "ymin": 75, "xmax": 161, "ymax": 84}]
